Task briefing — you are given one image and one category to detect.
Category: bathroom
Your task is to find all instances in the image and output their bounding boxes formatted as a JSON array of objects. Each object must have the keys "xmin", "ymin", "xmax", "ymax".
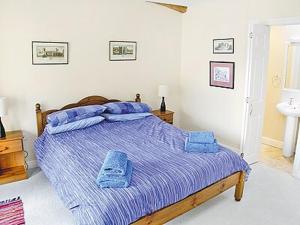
[{"xmin": 261, "ymin": 25, "xmax": 300, "ymax": 177}]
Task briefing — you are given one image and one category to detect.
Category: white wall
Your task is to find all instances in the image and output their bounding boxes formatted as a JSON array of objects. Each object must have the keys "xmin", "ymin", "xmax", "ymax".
[
  {"xmin": 0, "ymin": 0, "xmax": 182, "ymax": 163},
  {"xmin": 180, "ymin": 0, "xmax": 300, "ymax": 149},
  {"xmin": 2, "ymin": 0, "xmax": 300, "ymax": 164}
]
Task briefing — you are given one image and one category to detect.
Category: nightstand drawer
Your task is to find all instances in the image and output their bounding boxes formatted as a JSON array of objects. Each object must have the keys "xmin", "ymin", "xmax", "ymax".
[
  {"xmin": 152, "ymin": 110, "xmax": 174, "ymax": 125},
  {"xmin": 0, "ymin": 140, "xmax": 23, "ymax": 155},
  {"xmin": 161, "ymin": 116, "xmax": 173, "ymax": 123}
]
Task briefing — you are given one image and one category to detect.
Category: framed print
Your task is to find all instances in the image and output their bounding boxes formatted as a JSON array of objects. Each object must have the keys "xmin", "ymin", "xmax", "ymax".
[
  {"xmin": 109, "ymin": 41, "xmax": 137, "ymax": 61},
  {"xmin": 210, "ymin": 61, "xmax": 235, "ymax": 89},
  {"xmin": 32, "ymin": 41, "xmax": 68, "ymax": 65},
  {"xmin": 213, "ymin": 38, "xmax": 234, "ymax": 54}
]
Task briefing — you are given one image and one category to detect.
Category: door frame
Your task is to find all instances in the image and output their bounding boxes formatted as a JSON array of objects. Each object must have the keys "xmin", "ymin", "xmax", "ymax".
[{"xmin": 240, "ymin": 17, "xmax": 300, "ymax": 162}]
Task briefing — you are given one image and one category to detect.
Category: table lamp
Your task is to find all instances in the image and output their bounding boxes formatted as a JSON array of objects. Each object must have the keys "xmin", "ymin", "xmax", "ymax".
[
  {"xmin": 0, "ymin": 97, "xmax": 7, "ymax": 139},
  {"xmin": 158, "ymin": 85, "xmax": 168, "ymax": 112}
]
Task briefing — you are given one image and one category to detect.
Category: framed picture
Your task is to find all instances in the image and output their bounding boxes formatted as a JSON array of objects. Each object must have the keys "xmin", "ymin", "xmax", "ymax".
[
  {"xmin": 32, "ymin": 41, "xmax": 68, "ymax": 65},
  {"xmin": 209, "ymin": 61, "xmax": 235, "ymax": 89},
  {"xmin": 109, "ymin": 41, "xmax": 137, "ymax": 61},
  {"xmin": 213, "ymin": 38, "xmax": 234, "ymax": 54}
]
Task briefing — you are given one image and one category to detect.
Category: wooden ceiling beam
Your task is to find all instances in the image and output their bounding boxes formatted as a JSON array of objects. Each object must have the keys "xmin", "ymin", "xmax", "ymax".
[{"xmin": 153, "ymin": 2, "xmax": 188, "ymax": 13}]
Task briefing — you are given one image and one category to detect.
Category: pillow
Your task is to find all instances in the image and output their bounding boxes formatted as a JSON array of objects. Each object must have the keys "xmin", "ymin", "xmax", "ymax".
[
  {"xmin": 101, "ymin": 113, "xmax": 152, "ymax": 122},
  {"xmin": 47, "ymin": 105, "xmax": 106, "ymax": 127},
  {"xmin": 46, "ymin": 116, "xmax": 104, "ymax": 134},
  {"xmin": 103, "ymin": 102, "xmax": 151, "ymax": 114}
]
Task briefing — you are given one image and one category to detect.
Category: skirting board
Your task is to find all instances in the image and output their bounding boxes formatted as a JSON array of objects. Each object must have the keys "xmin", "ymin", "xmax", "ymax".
[
  {"xmin": 27, "ymin": 160, "xmax": 38, "ymax": 169},
  {"xmin": 219, "ymin": 142, "xmax": 240, "ymax": 154},
  {"xmin": 262, "ymin": 137, "xmax": 283, "ymax": 149}
]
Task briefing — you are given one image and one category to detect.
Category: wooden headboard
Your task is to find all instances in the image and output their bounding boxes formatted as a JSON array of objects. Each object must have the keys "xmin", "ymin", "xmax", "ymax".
[{"xmin": 35, "ymin": 94, "xmax": 141, "ymax": 136}]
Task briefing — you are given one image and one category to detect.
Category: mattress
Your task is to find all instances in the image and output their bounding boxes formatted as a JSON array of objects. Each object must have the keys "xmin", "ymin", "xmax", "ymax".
[{"xmin": 35, "ymin": 115, "xmax": 250, "ymax": 225}]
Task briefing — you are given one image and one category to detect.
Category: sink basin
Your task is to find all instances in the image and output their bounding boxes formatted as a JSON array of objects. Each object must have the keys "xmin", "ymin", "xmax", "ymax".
[
  {"xmin": 276, "ymin": 102, "xmax": 300, "ymax": 158},
  {"xmin": 276, "ymin": 102, "xmax": 300, "ymax": 117},
  {"xmin": 277, "ymin": 92, "xmax": 300, "ymax": 178}
]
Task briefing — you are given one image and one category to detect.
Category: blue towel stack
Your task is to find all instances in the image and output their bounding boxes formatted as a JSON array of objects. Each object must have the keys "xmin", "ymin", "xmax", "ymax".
[
  {"xmin": 184, "ymin": 131, "xmax": 219, "ymax": 153},
  {"xmin": 96, "ymin": 150, "xmax": 133, "ymax": 188}
]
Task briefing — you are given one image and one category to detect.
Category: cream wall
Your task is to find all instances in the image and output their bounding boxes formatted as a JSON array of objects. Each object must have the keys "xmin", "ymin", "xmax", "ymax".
[
  {"xmin": 263, "ymin": 25, "xmax": 300, "ymax": 144},
  {"xmin": 0, "ymin": 0, "xmax": 182, "ymax": 163},
  {"xmin": 180, "ymin": 0, "xmax": 300, "ymax": 149}
]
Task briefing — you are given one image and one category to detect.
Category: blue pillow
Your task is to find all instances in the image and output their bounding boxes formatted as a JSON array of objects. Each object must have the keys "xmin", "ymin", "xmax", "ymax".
[
  {"xmin": 102, "ymin": 113, "xmax": 152, "ymax": 122},
  {"xmin": 47, "ymin": 105, "xmax": 106, "ymax": 127},
  {"xmin": 103, "ymin": 102, "xmax": 151, "ymax": 114},
  {"xmin": 46, "ymin": 116, "xmax": 104, "ymax": 134}
]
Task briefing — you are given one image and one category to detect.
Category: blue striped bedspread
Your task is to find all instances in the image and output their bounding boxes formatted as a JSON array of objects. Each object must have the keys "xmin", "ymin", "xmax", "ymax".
[{"xmin": 35, "ymin": 116, "xmax": 250, "ymax": 225}]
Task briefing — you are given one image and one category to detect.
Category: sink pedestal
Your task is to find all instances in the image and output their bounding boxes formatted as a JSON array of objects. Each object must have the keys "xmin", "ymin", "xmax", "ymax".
[
  {"xmin": 276, "ymin": 100, "xmax": 300, "ymax": 176},
  {"xmin": 283, "ymin": 117, "xmax": 298, "ymax": 157}
]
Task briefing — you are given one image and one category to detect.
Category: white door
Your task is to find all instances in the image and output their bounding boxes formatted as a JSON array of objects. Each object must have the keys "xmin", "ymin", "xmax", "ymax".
[{"xmin": 241, "ymin": 24, "xmax": 270, "ymax": 163}]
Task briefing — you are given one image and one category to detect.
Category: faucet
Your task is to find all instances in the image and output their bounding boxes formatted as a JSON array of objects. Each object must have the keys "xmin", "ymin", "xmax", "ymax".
[{"xmin": 289, "ymin": 98, "xmax": 295, "ymax": 105}]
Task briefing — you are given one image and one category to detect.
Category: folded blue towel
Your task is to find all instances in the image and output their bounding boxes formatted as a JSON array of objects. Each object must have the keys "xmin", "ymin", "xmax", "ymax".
[
  {"xmin": 188, "ymin": 131, "xmax": 215, "ymax": 144},
  {"xmin": 184, "ymin": 138, "xmax": 219, "ymax": 153},
  {"xmin": 100, "ymin": 150, "xmax": 128, "ymax": 176},
  {"xmin": 96, "ymin": 160, "xmax": 133, "ymax": 188}
]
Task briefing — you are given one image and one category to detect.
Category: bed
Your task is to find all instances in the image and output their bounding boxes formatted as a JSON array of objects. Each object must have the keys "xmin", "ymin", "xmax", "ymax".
[{"xmin": 34, "ymin": 94, "xmax": 250, "ymax": 225}]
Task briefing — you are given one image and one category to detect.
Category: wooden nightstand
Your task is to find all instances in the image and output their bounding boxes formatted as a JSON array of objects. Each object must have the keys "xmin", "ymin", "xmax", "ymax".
[
  {"xmin": 152, "ymin": 110, "xmax": 174, "ymax": 124},
  {"xmin": 0, "ymin": 131, "xmax": 27, "ymax": 185}
]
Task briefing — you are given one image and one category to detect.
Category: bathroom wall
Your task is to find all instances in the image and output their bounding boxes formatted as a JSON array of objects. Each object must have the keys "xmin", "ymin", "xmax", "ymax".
[{"xmin": 263, "ymin": 25, "xmax": 300, "ymax": 147}]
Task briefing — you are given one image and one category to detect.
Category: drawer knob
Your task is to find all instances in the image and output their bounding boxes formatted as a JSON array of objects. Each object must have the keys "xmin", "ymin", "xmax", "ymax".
[{"xmin": 0, "ymin": 147, "xmax": 8, "ymax": 152}]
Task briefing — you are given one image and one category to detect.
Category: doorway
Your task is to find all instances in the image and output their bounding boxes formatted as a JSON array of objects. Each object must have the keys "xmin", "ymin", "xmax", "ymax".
[
  {"xmin": 260, "ymin": 25, "xmax": 300, "ymax": 173},
  {"xmin": 241, "ymin": 18, "xmax": 300, "ymax": 176}
]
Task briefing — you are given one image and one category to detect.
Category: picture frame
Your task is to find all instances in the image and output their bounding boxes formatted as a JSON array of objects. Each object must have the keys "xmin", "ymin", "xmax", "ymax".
[
  {"xmin": 109, "ymin": 41, "xmax": 137, "ymax": 61},
  {"xmin": 32, "ymin": 41, "xmax": 69, "ymax": 65},
  {"xmin": 209, "ymin": 61, "xmax": 235, "ymax": 89},
  {"xmin": 213, "ymin": 38, "xmax": 234, "ymax": 54}
]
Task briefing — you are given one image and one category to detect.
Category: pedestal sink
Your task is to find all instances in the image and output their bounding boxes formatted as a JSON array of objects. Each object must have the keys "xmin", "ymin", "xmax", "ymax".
[
  {"xmin": 276, "ymin": 101, "xmax": 300, "ymax": 157},
  {"xmin": 277, "ymin": 101, "xmax": 300, "ymax": 179}
]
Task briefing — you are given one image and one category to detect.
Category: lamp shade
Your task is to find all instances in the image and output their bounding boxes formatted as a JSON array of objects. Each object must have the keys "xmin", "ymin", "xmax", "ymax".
[
  {"xmin": 158, "ymin": 85, "xmax": 168, "ymax": 97},
  {"xmin": 0, "ymin": 97, "xmax": 7, "ymax": 116}
]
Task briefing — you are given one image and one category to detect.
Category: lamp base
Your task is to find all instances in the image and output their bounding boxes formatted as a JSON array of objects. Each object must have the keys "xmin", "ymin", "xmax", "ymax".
[
  {"xmin": 160, "ymin": 97, "xmax": 166, "ymax": 112},
  {"xmin": 0, "ymin": 117, "xmax": 6, "ymax": 139}
]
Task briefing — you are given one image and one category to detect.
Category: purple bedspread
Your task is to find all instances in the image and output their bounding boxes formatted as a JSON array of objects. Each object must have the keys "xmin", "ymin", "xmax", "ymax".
[{"xmin": 35, "ymin": 116, "xmax": 250, "ymax": 225}]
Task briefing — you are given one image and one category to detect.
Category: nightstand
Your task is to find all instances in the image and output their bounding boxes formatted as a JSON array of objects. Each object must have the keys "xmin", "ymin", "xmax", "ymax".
[
  {"xmin": 152, "ymin": 110, "xmax": 174, "ymax": 124},
  {"xmin": 0, "ymin": 131, "xmax": 27, "ymax": 185}
]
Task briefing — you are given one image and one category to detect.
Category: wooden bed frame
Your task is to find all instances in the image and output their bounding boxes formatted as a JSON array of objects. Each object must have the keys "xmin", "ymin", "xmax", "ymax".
[{"xmin": 35, "ymin": 94, "xmax": 245, "ymax": 225}]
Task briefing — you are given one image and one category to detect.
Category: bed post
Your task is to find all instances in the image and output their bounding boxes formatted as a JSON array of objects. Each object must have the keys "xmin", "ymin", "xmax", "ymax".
[
  {"xmin": 135, "ymin": 94, "xmax": 141, "ymax": 102},
  {"xmin": 36, "ymin": 103, "xmax": 43, "ymax": 136},
  {"xmin": 234, "ymin": 172, "xmax": 245, "ymax": 201}
]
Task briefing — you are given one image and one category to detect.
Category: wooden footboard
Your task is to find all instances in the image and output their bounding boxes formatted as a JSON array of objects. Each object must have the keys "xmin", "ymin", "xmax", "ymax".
[{"xmin": 132, "ymin": 171, "xmax": 245, "ymax": 225}]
